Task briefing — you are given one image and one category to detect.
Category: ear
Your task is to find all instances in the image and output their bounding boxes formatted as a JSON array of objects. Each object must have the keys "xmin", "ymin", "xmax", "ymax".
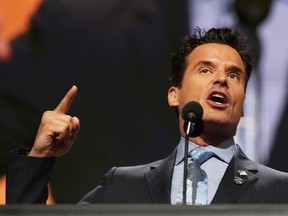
[{"xmin": 168, "ymin": 87, "xmax": 179, "ymax": 107}]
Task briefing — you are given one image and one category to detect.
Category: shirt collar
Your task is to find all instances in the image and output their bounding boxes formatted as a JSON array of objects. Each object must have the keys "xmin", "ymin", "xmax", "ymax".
[{"xmin": 175, "ymin": 136, "xmax": 236, "ymax": 165}]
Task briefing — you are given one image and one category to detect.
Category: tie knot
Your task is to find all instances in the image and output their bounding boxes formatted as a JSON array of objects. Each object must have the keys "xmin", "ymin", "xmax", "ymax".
[{"xmin": 189, "ymin": 147, "xmax": 214, "ymax": 165}]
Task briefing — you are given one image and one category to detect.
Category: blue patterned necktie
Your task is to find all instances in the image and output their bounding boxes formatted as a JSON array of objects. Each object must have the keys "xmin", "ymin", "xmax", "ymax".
[{"xmin": 176, "ymin": 147, "xmax": 215, "ymax": 205}]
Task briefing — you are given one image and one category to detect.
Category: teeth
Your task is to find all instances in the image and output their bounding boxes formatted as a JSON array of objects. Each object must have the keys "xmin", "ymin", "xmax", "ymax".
[
  {"xmin": 213, "ymin": 94, "xmax": 224, "ymax": 98},
  {"xmin": 211, "ymin": 93, "xmax": 225, "ymax": 104}
]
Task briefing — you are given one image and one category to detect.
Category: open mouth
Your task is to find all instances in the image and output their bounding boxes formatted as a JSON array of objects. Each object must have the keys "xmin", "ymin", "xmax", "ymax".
[
  {"xmin": 210, "ymin": 93, "xmax": 225, "ymax": 104},
  {"xmin": 207, "ymin": 92, "xmax": 229, "ymax": 107}
]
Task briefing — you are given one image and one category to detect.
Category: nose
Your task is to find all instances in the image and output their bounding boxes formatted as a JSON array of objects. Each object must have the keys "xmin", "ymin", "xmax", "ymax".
[{"xmin": 213, "ymin": 71, "xmax": 228, "ymax": 87}]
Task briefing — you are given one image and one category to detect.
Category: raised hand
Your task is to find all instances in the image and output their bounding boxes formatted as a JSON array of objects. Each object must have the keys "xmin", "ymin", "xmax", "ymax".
[{"xmin": 29, "ymin": 86, "xmax": 80, "ymax": 158}]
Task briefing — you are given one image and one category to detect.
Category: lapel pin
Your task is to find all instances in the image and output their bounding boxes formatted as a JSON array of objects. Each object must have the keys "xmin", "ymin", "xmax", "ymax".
[{"xmin": 234, "ymin": 170, "xmax": 248, "ymax": 185}]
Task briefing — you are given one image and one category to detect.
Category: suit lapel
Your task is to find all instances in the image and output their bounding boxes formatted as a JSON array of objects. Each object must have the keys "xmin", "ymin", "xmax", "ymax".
[
  {"xmin": 144, "ymin": 147, "xmax": 177, "ymax": 203},
  {"xmin": 212, "ymin": 147, "xmax": 258, "ymax": 204}
]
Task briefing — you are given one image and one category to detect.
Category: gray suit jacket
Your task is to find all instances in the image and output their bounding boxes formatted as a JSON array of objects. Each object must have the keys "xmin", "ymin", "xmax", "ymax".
[
  {"xmin": 78, "ymin": 147, "xmax": 288, "ymax": 204},
  {"xmin": 7, "ymin": 146, "xmax": 288, "ymax": 204}
]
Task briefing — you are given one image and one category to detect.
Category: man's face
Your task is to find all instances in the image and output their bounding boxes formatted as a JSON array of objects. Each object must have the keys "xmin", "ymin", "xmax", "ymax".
[{"xmin": 168, "ymin": 43, "xmax": 246, "ymax": 139}]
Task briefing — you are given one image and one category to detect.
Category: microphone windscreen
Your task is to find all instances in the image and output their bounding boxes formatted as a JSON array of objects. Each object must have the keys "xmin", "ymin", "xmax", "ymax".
[
  {"xmin": 182, "ymin": 101, "xmax": 204, "ymax": 137},
  {"xmin": 181, "ymin": 101, "xmax": 203, "ymax": 122}
]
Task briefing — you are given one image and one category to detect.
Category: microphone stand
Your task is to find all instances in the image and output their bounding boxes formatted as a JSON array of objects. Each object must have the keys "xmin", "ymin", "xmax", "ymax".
[{"xmin": 182, "ymin": 121, "xmax": 194, "ymax": 205}]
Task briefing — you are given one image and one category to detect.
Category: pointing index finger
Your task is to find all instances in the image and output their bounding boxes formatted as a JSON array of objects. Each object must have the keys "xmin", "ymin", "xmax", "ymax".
[{"xmin": 54, "ymin": 85, "xmax": 78, "ymax": 114}]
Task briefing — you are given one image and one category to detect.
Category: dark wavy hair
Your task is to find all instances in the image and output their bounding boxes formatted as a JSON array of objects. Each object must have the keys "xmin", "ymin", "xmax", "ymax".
[{"xmin": 170, "ymin": 27, "xmax": 254, "ymax": 90}]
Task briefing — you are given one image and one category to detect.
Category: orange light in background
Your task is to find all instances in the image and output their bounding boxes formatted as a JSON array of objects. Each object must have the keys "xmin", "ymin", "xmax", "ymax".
[
  {"xmin": 0, "ymin": 0, "xmax": 42, "ymax": 40},
  {"xmin": 0, "ymin": 175, "xmax": 5, "ymax": 204}
]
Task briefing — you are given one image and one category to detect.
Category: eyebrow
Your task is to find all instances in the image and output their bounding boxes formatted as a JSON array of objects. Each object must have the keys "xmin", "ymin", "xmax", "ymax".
[
  {"xmin": 193, "ymin": 61, "xmax": 215, "ymax": 70},
  {"xmin": 227, "ymin": 65, "xmax": 244, "ymax": 75}
]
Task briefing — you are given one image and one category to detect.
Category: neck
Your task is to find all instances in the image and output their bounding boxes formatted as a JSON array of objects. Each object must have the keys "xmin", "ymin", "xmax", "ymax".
[
  {"xmin": 178, "ymin": 118, "xmax": 237, "ymax": 146},
  {"xmin": 189, "ymin": 134, "xmax": 232, "ymax": 146},
  {"xmin": 187, "ymin": 124, "xmax": 235, "ymax": 146}
]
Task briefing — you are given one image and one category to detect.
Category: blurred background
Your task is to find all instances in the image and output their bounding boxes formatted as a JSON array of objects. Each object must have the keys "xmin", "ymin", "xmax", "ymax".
[{"xmin": 0, "ymin": 0, "xmax": 287, "ymax": 204}]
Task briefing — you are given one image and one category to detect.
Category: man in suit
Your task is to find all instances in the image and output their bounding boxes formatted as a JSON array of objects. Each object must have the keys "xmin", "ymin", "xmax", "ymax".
[{"xmin": 6, "ymin": 27, "xmax": 288, "ymax": 204}]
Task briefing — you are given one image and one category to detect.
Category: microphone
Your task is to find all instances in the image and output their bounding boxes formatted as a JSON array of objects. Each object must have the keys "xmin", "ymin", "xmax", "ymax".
[
  {"xmin": 182, "ymin": 101, "xmax": 204, "ymax": 137},
  {"xmin": 181, "ymin": 101, "xmax": 204, "ymax": 205}
]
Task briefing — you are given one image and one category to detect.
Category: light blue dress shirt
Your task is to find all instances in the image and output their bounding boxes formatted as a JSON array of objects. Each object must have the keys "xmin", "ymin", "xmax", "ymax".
[{"xmin": 170, "ymin": 136, "xmax": 236, "ymax": 204}]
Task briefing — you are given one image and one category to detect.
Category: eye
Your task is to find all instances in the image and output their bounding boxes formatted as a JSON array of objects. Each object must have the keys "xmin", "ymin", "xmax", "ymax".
[
  {"xmin": 200, "ymin": 69, "xmax": 210, "ymax": 74},
  {"xmin": 228, "ymin": 73, "xmax": 239, "ymax": 80}
]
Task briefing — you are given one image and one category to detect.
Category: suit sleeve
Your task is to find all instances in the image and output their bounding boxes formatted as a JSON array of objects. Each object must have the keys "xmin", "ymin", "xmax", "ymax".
[{"xmin": 6, "ymin": 148, "xmax": 56, "ymax": 204}]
